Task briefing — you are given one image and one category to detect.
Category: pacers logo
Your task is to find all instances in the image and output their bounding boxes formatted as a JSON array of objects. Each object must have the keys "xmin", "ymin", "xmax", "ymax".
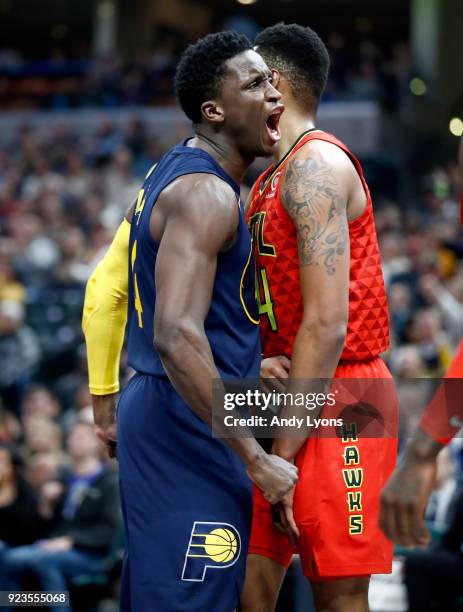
[{"xmin": 181, "ymin": 522, "xmax": 241, "ymax": 582}]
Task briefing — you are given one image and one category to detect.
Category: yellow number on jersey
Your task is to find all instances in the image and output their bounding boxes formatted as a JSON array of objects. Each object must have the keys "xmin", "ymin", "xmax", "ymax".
[
  {"xmin": 131, "ymin": 240, "xmax": 143, "ymax": 328},
  {"xmin": 134, "ymin": 189, "xmax": 146, "ymax": 225},
  {"xmin": 256, "ymin": 267, "xmax": 277, "ymax": 331}
]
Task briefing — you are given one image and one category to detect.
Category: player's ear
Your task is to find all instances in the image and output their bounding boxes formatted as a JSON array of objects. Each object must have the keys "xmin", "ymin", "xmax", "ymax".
[
  {"xmin": 271, "ymin": 69, "xmax": 281, "ymax": 89},
  {"xmin": 201, "ymin": 100, "xmax": 225, "ymax": 124}
]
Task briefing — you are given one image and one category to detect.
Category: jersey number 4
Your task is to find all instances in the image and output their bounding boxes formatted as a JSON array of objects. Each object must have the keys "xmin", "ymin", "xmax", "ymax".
[{"xmin": 249, "ymin": 212, "xmax": 277, "ymax": 332}]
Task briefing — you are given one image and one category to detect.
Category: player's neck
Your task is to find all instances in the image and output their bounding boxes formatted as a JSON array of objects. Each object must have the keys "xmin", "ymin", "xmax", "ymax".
[
  {"xmin": 275, "ymin": 107, "xmax": 316, "ymax": 162},
  {"xmin": 190, "ymin": 129, "xmax": 250, "ymax": 185}
]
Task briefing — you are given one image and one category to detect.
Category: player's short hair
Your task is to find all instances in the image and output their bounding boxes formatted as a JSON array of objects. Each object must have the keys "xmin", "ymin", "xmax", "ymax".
[
  {"xmin": 255, "ymin": 23, "xmax": 330, "ymax": 110},
  {"xmin": 175, "ymin": 31, "xmax": 252, "ymax": 124}
]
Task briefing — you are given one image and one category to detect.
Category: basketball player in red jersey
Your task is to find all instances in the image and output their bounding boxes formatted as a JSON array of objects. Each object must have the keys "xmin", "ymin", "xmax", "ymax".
[{"xmin": 243, "ymin": 24, "xmax": 398, "ymax": 612}]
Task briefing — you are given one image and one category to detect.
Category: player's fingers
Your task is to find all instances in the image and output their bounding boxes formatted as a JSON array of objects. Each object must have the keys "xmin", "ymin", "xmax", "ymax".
[
  {"xmin": 276, "ymin": 355, "xmax": 291, "ymax": 372},
  {"xmin": 410, "ymin": 505, "xmax": 431, "ymax": 547},
  {"xmin": 394, "ymin": 501, "xmax": 415, "ymax": 547},
  {"xmin": 379, "ymin": 494, "xmax": 399, "ymax": 543},
  {"xmin": 272, "ymin": 505, "xmax": 286, "ymax": 535},
  {"xmin": 284, "ymin": 507, "xmax": 300, "ymax": 545},
  {"xmin": 278, "ymin": 505, "xmax": 289, "ymax": 536}
]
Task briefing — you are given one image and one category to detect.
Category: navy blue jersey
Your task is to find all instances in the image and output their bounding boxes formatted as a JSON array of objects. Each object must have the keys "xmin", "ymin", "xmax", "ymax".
[{"xmin": 127, "ymin": 143, "xmax": 261, "ymax": 379}]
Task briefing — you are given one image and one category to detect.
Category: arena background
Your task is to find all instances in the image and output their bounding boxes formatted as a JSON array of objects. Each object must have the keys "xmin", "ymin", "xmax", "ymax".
[{"xmin": 0, "ymin": 0, "xmax": 462, "ymax": 610}]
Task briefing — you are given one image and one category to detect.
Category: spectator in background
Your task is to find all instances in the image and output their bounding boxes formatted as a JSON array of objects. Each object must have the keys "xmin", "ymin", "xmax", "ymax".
[
  {"xmin": 404, "ymin": 449, "xmax": 463, "ymax": 611},
  {"xmin": 419, "ymin": 273, "xmax": 463, "ymax": 347},
  {"xmin": 23, "ymin": 416, "xmax": 63, "ymax": 459},
  {"xmin": 388, "ymin": 282, "xmax": 413, "ymax": 344},
  {"xmin": 0, "ymin": 443, "xmax": 43, "ymax": 552},
  {"xmin": 20, "ymin": 387, "xmax": 61, "ymax": 422},
  {"xmin": 26, "ymin": 452, "xmax": 61, "ymax": 492},
  {"xmin": 407, "ymin": 307, "xmax": 453, "ymax": 376},
  {"xmin": 0, "ymin": 301, "xmax": 41, "ymax": 413},
  {"xmin": 1, "ymin": 419, "xmax": 120, "ymax": 598}
]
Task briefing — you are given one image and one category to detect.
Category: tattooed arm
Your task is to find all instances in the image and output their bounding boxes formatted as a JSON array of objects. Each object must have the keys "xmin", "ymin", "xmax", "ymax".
[{"xmin": 272, "ymin": 142, "xmax": 353, "ymax": 462}]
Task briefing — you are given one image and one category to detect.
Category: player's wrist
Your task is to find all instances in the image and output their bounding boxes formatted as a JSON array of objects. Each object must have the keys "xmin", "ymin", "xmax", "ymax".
[
  {"xmin": 244, "ymin": 446, "xmax": 267, "ymax": 470},
  {"xmin": 271, "ymin": 441, "xmax": 296, "ymax": 463},
  {"xmin": 405, "ymin": 429, "xmax": 443, "ymax": 464}
]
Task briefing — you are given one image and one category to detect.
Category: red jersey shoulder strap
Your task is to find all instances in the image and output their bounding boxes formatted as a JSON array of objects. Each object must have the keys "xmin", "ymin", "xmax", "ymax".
[
  {"xmin": 286, "ymin": 130, "xmax": 371, "ymax": 199},
  {"xmin": 247, "ymin": 165, "xmax": 272, "ymax": 220}
]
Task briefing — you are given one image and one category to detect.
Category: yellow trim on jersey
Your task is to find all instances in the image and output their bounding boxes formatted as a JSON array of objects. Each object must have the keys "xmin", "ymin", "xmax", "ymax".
[
  {"xmin": 240, "ymin": 238, "xmax": 260, "ymax": 325},
  {"xmin": 82, "ymin": 219, "xmax": 130, "ymax": 395}
]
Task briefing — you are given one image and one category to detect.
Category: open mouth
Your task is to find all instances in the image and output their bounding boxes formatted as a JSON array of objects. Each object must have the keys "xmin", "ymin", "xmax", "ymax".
[{"xmin": 265, "ymin": 107, "xmax": 283, "ymax": 143}]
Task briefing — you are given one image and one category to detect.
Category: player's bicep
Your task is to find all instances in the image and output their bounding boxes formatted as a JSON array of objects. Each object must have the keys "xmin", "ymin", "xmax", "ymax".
[
  {"xmin": 154, "ymin": 185, "xmax": 237, "ymax": 329},
  {"xmin": 154, "ymin": 218, "xmax": 218, "ymax": 328},
  {"xmin": 281, "ymin": 152, "xmax": 350, "ymax": 322}
]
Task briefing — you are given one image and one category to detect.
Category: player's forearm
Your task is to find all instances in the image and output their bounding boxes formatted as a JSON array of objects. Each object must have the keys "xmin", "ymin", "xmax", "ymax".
[
  {"xmin": 273, "ymin": 322, "xmax": 346, "ymax": 461},
  {"xmin": 83, "ymin": 219, "xmax": 130, "ymax": 395},
  {"xmin": 155, "ymin": 321, "xmax": 266, "ymax": 467}
]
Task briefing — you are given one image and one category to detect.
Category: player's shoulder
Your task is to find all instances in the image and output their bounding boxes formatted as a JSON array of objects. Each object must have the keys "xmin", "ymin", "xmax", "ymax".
[
  {"xmin": 163, "ymin": 172, "xmax": 237, "ymax": 211},
  {"xmin": 159, "ymin": 172, "xmax": 239, "ymax": 229},
  {"xmin": 285, "ymin": 135, "xmax": 358, "ymax": 185}
]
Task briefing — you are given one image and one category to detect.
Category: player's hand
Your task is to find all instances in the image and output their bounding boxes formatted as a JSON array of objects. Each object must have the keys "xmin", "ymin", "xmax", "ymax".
[
  {"xmin": 379, "ymin": 454, "xmax": 436, "ymax": 548},
  {"xmin": 273, "ymin": 487, "xmax": 300, "ymax": 545},
  {"xmin": 260, "ymin": 355, "xmax": 291, "ymax": 393},
  {"xmin": 247, "ymin": 453, "xmax": 298, "ymax": 505},
  {"xmin": 92, "ymin": 393, "xmax": 118, "ymax": 459}
]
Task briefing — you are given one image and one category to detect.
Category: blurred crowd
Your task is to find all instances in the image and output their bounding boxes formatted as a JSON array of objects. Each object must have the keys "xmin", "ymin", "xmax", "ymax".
[
  {"xmin": 0, "ymin": 110, "xmax": 462, "ymax": 607},
  {"xmin": 0, "ymin": 26, "xmax": 410, "ymax": 111}
]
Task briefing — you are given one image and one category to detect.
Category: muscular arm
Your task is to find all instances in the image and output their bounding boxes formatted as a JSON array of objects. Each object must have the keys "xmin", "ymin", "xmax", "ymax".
[
  {"xmin": 273, "ymin": 146, "xmax": 350, "ymax": 462},
  {"xmin": 152, "ymin": 175, "xmax": 297, "ymax": 502},
  {"xmin": 83, "ymin": 204, "xmax": 133, "ymax": 456}
]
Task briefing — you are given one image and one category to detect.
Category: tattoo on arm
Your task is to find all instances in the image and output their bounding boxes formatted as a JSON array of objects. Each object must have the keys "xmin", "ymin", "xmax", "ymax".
[{"xmin": 281, "ymin": 152, "xmax": 348, "ymax": 274}]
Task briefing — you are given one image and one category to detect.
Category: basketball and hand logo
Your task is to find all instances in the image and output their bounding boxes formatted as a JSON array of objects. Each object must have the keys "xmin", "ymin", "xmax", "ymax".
[{"xmin": 181, "ymin": 522, "xmax": 241, "ymax": 582}]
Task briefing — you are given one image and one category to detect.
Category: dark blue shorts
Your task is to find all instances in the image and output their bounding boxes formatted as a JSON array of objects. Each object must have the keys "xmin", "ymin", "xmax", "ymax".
[{"xmin": 117, "ymin": 374, "xmax": 252, "ymax": 612}]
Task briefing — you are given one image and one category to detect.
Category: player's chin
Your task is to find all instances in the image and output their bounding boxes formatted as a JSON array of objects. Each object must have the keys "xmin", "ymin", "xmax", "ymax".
[{"xmin": 260, "ymin": 126, "xmax": 280, "ymax": 155}]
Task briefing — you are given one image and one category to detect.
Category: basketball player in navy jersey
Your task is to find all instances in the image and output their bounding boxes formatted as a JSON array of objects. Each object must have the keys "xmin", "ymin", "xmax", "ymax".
[{"xmin": 110, "ymin": 32, "xmax": 297, "ymax": 612}]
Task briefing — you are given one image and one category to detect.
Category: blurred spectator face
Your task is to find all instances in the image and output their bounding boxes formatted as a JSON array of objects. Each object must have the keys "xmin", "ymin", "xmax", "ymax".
[
  {"xmin": 391, "ymin": 345, "xmax": 426, "ymax": 378},
  {"xmin": 379, "ymin": 233, "xmax": 404, "ymax": 262},
  {"xmin": 66, "ymin": 422, "xmax": 100, "ymax": 462},
  {"xmin": 410, "ymin": 309, "xmax": 442, "ymax": 343},
  {"xmin": 388, "ymin": 283, "xmax": 411, "ymax": 312},
  {"xmin": 26, "ymin": 452, "xmax": 60, "ymax": 489},
  {"xmin": 7, "ymin": 213, "xmax": 43, "ymax": 247},
  {"xmin": 23, "ymin": 416, "xmax": 62, "ymax": 455},
  {"xmin": 112, "ymin": 147, "xmax": 133, "ymax": 174},
  {"xmin": 0, "ymin": 300, "xmax": 24, "ymax": 334},
  {"xmin": 0, "ymin": 447, "xmax": 14, "ymax": 484},
  {"xmin": 59, "ymin": 227, "xmax": 84, "ymax": 261},
  {"xmin": 374, "ymin": 205, "xmax": 402, "ymax": 232},
  {"xmin": 21, "ymin": 388, "xmax": 61, "ymax": 421}
]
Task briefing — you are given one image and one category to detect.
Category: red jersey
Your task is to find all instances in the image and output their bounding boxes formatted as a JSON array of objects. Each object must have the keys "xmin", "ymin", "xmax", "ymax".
[{"xmin": 247, "ymin": 129, "xmax": 389, "ymax": 361}]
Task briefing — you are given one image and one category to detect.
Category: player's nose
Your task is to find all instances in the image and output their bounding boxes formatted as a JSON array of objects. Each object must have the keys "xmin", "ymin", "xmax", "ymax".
[{"xmin": 266, "ymin": 80, "xmax": 281, "ymax": 102}]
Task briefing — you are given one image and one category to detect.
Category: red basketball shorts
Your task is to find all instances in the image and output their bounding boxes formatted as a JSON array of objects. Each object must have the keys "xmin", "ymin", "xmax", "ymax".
[{"xmin": 249, "ymin": 356, "xmax": 398, "ymax": 581}]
